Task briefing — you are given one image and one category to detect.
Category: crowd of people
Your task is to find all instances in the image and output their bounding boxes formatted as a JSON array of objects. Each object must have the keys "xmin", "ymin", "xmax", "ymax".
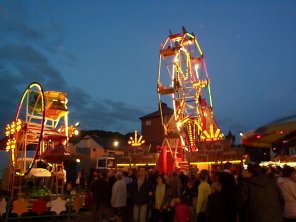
[{"xmin": 73, "ymin": 162, "xmax": 296, "ymax": 222}]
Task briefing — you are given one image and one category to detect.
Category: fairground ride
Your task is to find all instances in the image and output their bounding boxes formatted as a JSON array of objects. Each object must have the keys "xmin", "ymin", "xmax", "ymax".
[
  {"xmin": 5, "ymin": 82, "xmax": 78, "ymax": 198},
  {"xmin": 157, "ymin": 28, "xmax": 224, "ymax": 163}
]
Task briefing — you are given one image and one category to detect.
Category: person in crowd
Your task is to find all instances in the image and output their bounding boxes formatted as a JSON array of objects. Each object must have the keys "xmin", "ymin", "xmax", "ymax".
[
  {"xmin": 167, "ymin": 172, "xmax": 182, "ymax": 199},
  {"xmin": 111, "ymin": 172, "xmax": 127, "ymax": 222},
  {"xmin": 90, "ymin": 171, "xmax": 109, "ymax": 222},
  {"xmin": 236, "ymin": 167, "xmax": 252, "ymax": 222},
  {"xmin": 107, "ymin": 169, "xmax": 117, "ymax": 207},
  {"xmin": 196, "ymin": 169, "xmax": 211, "ymax": 222},
  {"xmin": 187, "ymin": 173, "xmax": 199, "ymax": 222},
  {"xmin": 191, "ymin": 172, "xmax": 200, "ymax": 204},
  {"xmin": 130, "ymin": 167, "xmax": 153, "ymax": 222},
  {"xmin": 277, "ymin": 165, "xmax": 296, "ymax": 222},
  {"xmin": 180, "ymin": 171, "xmax": 189, "ymax": 192},
  {"xmin": 236, "ymin": 163, "xmax": 284, "ymax": 222},
  {"xmin": 205, "ymin": 181, "xmax": 233, "ymax": 222},
  {"xmin": 218, "ymin": 162, "xmax": 237, "ymax": 222},
  {"xmin": 123, "ymin": 171, "xmax": 134, "ymax": 222},
  {"xmin": 153, "ymin": 174, "xmax": 167, "ymax": 222},
  {"xmin": 265, "ymin": 165, "xmax": 282, "ymax": 181},
  {"xmin": 218, "ymin": 162, "xmax": 237, "ymax": 196},
  {"xmin": 174, "ymin": 195, "xmax": 190, "ymax": 222}
]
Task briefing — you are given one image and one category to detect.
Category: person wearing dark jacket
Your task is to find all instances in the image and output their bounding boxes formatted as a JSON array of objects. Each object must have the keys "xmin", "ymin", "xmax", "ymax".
[
  {"xmin": 218, "ymin": 162, "xmax": 237, "ymax": 222},
  {"xmin": 205, "ymin": 181, "xmax": 233, "ymax": 222},
  {"xmin": 91, "ymin": 171, "xmax": 109, "ymax": 222},
  {"xmin": 236, "ymin": 164, "xmax": 284, "ymax": 222},
  {"xmin": 130, "ymin": 167, "xmax": 153, "ymax": 222}
]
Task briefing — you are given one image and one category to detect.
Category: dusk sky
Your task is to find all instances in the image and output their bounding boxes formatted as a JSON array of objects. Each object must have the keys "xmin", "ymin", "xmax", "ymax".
[{"xmin": 0, "ymin": 1, "xmax": 295, "ymax": 142}]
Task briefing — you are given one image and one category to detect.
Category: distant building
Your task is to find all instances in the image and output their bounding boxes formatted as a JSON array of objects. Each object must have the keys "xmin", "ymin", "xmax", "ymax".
[
  {"xmin": 139, "ymin": 103, "xmax": 173, "ymax": 152},
  {"xmin": 69, "ymin": 134, "xmax": 128, "ymax": 172}
]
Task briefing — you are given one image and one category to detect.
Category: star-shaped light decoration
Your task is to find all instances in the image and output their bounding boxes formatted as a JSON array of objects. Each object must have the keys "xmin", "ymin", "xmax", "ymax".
[
  {"xmin": 0, "ymin": 198, "xmax": 7, "ymax": 216},
  {"xmin": 72, "ymin": 196, "xmax": 83, "ymax": 213},
  {"xmin": 12, "ymin": 198, "xmax": 29, "ymax": 217},
  {"xmin": 50, "ymin": 197, "xmax": 66, "ymax": 215},
  {"xmin": 32, "ymin": 198, "xmax": 48, "ymax": 215}
]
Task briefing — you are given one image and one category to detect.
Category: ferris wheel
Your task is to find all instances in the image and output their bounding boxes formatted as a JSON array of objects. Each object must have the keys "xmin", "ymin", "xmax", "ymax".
[
  {"xmin": 157, "ymin": 28, "xmax": 223, "ymax": 154},
  {"xmin": 5, "ymin": 82, "xmax": 74, "ymax": 197},
  {"xmin": 5, "ymin": 82, "xmax": 46, "ymax": 177}
]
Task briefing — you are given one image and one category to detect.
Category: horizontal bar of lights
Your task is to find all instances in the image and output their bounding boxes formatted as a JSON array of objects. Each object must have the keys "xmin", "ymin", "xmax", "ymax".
[{"xmin": 117, "ymin": 163, "xmax": 156, "ymax": 167}]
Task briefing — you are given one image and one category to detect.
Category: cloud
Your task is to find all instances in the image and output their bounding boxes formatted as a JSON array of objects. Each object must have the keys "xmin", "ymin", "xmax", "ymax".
[
  {"xmin": 66, "ymin": 86, "xmax": 144, "ymax": 133},
  {"xmin": 0, "ymin": 6, "xmax": 44, "ymax": 42},
  {"xmin": 0, "ymin": 3, "xmax": 144, "ymax": 137}
]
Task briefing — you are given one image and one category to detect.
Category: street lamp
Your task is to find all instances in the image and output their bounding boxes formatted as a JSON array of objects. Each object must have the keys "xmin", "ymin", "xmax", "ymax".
[{"xmin": 113, "ymin": 141, "xmax": 119, "ymax": 147}]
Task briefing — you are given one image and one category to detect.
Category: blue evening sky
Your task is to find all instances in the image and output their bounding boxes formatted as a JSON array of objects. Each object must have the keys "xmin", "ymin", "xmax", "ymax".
[{"xmin": 0, "ymin": 1, "xmax": 295, "ymax": 142}]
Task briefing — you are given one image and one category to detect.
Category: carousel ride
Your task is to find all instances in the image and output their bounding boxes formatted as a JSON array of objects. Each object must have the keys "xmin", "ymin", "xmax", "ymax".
[
  {"xmin": 5, "ymin": 82, "xmax": 78, "ymax": 198},
  {"xmin": 157, "ymin": 28, "xmax": 224, "ymax": 170}
]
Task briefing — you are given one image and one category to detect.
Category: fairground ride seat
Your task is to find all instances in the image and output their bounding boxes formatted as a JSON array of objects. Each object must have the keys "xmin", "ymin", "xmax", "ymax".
[{"xmin": 44, "ymin": 91, "xmax": 68, "ymax": 120}]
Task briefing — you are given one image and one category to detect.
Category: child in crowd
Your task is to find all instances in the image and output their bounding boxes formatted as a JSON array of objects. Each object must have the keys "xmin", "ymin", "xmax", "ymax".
[{"xmin": 174, "ymin": 195, "xmax": 190, "ymax": 222}]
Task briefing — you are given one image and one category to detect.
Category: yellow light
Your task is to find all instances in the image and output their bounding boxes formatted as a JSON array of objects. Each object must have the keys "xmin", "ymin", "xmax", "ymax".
[
  {"xmin": 128, "ymin": 131, "xmax": 145, "ymax": 147},
  {"xmin": 177, "ymin": 121, "xmax": 182, "ymax": 130},
  {"xmin": 74, "ymin": 129, "xmax": 79, "ymax": 135},
  {"xmin": 16, "ymin": 119, "xmax": 22, "ymax": 132},
  {"xmin": 203, "ymin": 130, "xmax": 210, "ymax": 139},
  {"xmin": 210, "ymin": 124, "xmax": 214, "ymax": 138},
  {"xmin": 6, "ymin": 138, "xmax": 17, "ymax": 165},
  {"xmin": 191, "ymin": 160, "xmax": 242, "ymax": 165},
  {"xmin": 214, "ymin": 129, "xmax": 221, "ymax": 138},
  {"xmin": 113, "ymin": 141, "xmax": 119, "ymax": 147},
  {"xmin": 117, "ymin": 163, "xmax": 156, "ymax": 167}
]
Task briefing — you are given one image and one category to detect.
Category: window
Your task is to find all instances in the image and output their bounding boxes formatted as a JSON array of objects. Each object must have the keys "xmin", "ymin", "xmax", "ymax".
[
  {"xmin": 146, "ymin": 120, "xmax": 151, "ymax": 126},
  {"xmin": 108, "ymin": 152, "xmax": 115, "ymax": 157}
]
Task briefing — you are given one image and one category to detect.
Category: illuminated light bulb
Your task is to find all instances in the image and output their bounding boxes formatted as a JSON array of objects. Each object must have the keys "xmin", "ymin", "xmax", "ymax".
[
  {"xmin": 128, "ymin": 130, "xmax": 145, "ymax": 147},
  {"xmin": 74, "ymin": 129, "xmax": 79, "ymax": 136},
  {"xmin": 174, "ymin": 53, "xmax": 179, "ymax": 63},
  {"xmin": 113, "ymin": 141, "xmax": 119, "ymax": 147},
  {"xmin": 177, "ymin": 121, "xmax": 182, "ymax": 129},
  {"xmin": 5, "ymin": 125, "xmax": 10, "ymax": 137}
]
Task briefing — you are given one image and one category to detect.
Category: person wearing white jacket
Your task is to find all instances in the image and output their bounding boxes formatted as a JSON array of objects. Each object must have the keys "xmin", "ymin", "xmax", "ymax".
[{"xmin": 111, "ymin": 172, "xmax": 127, "ymax": 221}]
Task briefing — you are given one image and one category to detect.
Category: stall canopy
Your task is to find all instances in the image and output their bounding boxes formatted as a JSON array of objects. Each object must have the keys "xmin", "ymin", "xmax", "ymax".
[{"xmin": 241, "ymin": 115, "xmax": 296, "ymax": 148}]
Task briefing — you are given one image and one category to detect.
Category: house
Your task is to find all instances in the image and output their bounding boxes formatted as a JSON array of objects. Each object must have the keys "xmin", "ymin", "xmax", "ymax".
[
  {"xmin": 139, "ymin": 102, "xmax": 174, "ymax": 152},
  {"xmin": 69, "ymin": 133, "xmax": 129, "ymax": 172}
]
